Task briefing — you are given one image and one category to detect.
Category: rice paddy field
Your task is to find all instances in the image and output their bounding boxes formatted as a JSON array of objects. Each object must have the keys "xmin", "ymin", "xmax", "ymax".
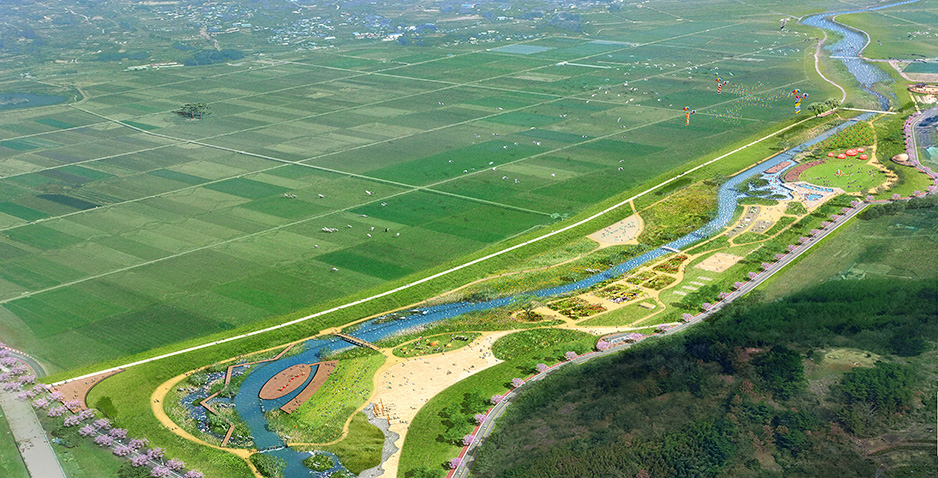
[{"xmin": 0, "ymin": 7, "xmax": 842, "ymax": 373}]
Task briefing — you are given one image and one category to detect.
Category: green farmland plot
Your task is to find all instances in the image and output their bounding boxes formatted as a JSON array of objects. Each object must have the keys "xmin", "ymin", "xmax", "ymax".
[{"xmin": 0, "ymin": 2, "xmax": 842, "ymax": 374}]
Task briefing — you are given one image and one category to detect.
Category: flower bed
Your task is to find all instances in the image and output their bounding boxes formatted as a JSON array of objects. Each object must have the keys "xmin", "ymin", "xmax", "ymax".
[
  {"xmin": 624, "ymin": 270, "xmax": 656, "ymax": 285},
  {"xmin": 652, "ymin": 255, "xmax": 688, "ymax": 273},
  {"xmin": 594, "ymin": 284, "xmax": 644, "ymax": 303},
  {"xmin": 643, "ymin": 274, "xmax": 677, "ymax": 290},
  {"xmin": 547, "ymin": 297, "xmax": 606, "ymax": 319}
]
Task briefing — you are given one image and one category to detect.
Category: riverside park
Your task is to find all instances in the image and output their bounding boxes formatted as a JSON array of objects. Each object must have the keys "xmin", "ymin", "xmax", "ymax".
[{"xmin": 1, "ymin": 1, "xmax": 937, "ymax": 478}]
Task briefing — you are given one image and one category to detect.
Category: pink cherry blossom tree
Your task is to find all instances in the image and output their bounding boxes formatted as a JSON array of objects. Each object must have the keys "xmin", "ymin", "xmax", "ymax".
[
  {"xmin": 129, "ymin": 438, "xmax": 149, "ymax": 450},
  {"xmin": 113, "ymin": 445, "xmax": 133, "ymax": 457},
  {"xmin": 564, "ymin": 351, "xmax": 577, "ymax": 361},
  {"xmin": 474, "ymin": 413, "xmax": 486, "ymax": 425},
  {"xmin": 449, "ymin": 457, "xmax": 462, "ymax": 469},
  {"xmin": 151, "ymin": 465, "xmax": 171, "ymax": 477},
  {"xmin": 94, "ymin": 435, "xmax": 114, "ymax": 447},
  {"xmin": 131, "ymin": 455, "xmax": 149, "ymax": 467},
  {"xmin": 490, "ymin": 395, "xmax": 503, "ymax": 405},
  {"xmin": 511, "ymin": 378, "xmax": 525, "ymax": 388},
  {"xmin": 462, "ymin": 434, "xmax": 475, "ymax": 446},
  {"xmin": 146, "ymin": 447, "xmax": 165, "ymax": 461}
]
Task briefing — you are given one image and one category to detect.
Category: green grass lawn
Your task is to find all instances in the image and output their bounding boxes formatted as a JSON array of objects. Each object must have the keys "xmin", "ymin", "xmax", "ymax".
[
  {"xmin": 798, "ymin": 157, "xmax": 885, "ymax": 193},
  {"xmin": 760, "ymin": 198, "xmax": 938, "ymax": 301},
  {"xmin": 578, "ymin": 303, "xmax": 657, "ymax": 327},
  {"xmin": 392, "ymin": 332, "xmax": 481, "ymax": 358},
  {"xmin": 295, "ymin": 413, "xmax": 384, "ymax": 475}
]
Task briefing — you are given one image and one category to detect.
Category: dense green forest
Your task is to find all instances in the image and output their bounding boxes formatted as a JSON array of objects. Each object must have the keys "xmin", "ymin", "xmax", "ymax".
[{"xmin": 472, "ymin": 279, "xmax": 937, "ymax": 478}]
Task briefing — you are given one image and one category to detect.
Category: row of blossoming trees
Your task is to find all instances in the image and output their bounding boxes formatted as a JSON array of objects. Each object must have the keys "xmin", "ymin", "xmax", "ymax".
[{"xmin": 0, "ymin": 345, "xmax": 204, "ymax": 478}]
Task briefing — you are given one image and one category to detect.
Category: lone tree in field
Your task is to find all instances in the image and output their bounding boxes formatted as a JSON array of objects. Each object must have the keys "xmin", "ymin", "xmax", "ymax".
[
  {"xmin": 176, "ymin": 103, "xmax": 210, "ymax": 119},
  {"xmin": 514, "ymin": 294, "xmax": 541, "ymax": 320}
]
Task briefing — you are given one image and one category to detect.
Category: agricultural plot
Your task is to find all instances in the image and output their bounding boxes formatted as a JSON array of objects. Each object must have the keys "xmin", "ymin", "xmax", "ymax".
[{"xmin": 0, "ymin": 11, "xmax": 831, "ymax": 372}]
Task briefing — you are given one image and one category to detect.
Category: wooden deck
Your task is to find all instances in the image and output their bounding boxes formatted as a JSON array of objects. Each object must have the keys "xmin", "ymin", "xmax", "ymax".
[{"xmin": 280, "ymin": 361, "xmax": 337, "ymax": 414}]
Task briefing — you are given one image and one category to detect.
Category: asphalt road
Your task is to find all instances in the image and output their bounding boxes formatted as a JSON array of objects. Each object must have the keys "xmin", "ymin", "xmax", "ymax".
[{"xmin": 450, "ymin": 201, "xmax": 868, "ymax": 478}]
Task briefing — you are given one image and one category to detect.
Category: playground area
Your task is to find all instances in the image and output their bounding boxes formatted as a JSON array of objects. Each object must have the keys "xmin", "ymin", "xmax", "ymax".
[
  {"xmin": 789, "ymin": 182, "xmax": 844, "ymax": 209},
  {"xmin": 588, "ymin": 214, "xmax": 643, "ymax": 247},
  {"xmin": 695, "ymin": 252, "xmax": 745, "ymax": 273}
]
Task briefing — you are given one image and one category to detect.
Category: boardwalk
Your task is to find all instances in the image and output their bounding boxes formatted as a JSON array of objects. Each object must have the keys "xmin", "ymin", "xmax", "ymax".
[{"xmin": 334, "ymin": 333, "xmax": 379, "ymax": 350}]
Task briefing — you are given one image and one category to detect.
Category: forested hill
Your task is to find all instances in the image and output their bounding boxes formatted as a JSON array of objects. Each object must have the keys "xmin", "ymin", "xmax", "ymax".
[{"xmin": 472, "ymin": 279, "xmax": 938, "ymax": 478}]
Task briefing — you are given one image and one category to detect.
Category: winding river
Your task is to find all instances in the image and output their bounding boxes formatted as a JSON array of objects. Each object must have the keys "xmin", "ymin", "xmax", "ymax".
[{"xmin": 188, "ymin": 2, "xmax": 917, "ymax": 476}]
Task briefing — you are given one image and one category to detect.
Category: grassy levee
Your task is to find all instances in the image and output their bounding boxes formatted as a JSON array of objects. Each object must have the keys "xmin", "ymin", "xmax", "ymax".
[
  {"xmin": 398, "ymin": 329, "xmax": 597, "ymax": 477},
  {"xmin": 60, "ymin": 103, "xmax": 839, "ymax": 478}
]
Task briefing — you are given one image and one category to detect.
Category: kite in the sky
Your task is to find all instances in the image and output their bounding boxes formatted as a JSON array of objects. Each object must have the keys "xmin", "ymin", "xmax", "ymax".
[
  {"xmin": 683, "ymin": 106, "xmax": 695, "ymax": 126},
  {"xmin": 716, "ymin": 77, "xmax": 728, "ymax": 94},
  {"xmin": 790, "ymin": 89, "xmax": 808, "ymax": 114}
]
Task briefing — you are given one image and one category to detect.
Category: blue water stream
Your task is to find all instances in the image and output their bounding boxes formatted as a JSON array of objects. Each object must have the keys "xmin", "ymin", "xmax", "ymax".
[
  {"xmin": 802, "ymin": 0, "xmax": 920, "ymax": 110},
  {"xmin": 196, "ymin": 3, "xmax": 912, "ymax": 476}
]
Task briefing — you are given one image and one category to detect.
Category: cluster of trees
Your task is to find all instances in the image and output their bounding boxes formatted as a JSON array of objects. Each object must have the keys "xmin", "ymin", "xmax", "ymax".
[
  {"xmin": 439, "ymin": 390, "xmax": 489, "ymax": 446},
  {"xmin": 184, "ymin": 49, "xmax": 244, "ymax": 66},
  {"xmin": 806, "ymin": 98, "xmax": 841, "ymax": 116},
  {"xmin": 861, "ymin": 194, "xmax": 938, "ymax": 219},
  {"xmin": 472, "ymin": 278, "xmax": 935, "ymax": 477},
  {"xmin": 175, "ymin": 103, "xmax": 210, "ymax": 119}
]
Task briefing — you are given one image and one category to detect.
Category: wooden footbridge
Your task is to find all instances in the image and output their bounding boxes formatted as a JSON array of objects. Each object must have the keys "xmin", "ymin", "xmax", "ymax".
[{"xmin": 334, "ymin": 333, "xmax": 379, "ymax": 350}]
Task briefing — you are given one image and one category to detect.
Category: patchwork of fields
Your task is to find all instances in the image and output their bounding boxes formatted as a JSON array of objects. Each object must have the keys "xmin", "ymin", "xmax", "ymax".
[{"xmin": 0, "ymin": 19, "xmax": 828, "ymax": 371}]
